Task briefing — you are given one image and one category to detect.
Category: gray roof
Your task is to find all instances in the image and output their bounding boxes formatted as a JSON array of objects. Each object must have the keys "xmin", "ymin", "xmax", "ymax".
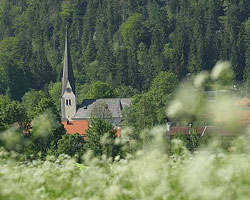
[
  {"xmin": 61, "ymin": 31, "xmax": 76, "ymax": 95},
  {"xmin": 73, "ymin": 98, "xmax": 131, "ymax": 119}
]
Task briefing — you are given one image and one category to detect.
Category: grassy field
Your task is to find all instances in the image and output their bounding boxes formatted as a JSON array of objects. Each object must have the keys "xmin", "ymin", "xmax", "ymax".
[{"xmin": 1, "ymin": 129, "xmax": 250, "ymax": 200}]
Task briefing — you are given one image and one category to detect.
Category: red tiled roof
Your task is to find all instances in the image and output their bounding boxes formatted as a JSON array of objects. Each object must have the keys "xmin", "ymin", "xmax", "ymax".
[
  {"xmin": 62, "ymin": 120, "xmax": 89, "ymax": 136},
  {"xmin": 238, "ymin": 97, "xmax": 250, "ymax": 107},
  {"xmin": 62, "ymin": 120, "xmax": 121, "ymax": 138}
]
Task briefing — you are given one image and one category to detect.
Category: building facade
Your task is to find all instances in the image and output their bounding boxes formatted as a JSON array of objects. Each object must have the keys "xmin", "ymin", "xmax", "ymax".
[{"xmin": 61, "ymin": 32, "xmax": 131, "ymax": 136}]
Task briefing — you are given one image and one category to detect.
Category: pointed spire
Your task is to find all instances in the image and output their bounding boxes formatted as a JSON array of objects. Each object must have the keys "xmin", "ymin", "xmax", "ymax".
[{"xmin": 62, "ymin": 29, "xmax": 76, "ymax": 95}]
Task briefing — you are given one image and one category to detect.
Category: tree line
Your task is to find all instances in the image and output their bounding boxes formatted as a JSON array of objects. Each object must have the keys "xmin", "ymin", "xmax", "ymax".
[{"xmin": 1, "ymin": 0, "xmax": 250, "ymax": 100}]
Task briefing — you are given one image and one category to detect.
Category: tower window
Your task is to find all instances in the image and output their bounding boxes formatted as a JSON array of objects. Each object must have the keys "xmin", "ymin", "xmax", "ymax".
[
  {"xmin": 66, "ymin": 99, "xmax": 72, "ymax": 106},
  {"xmin": 66, "ymin": 88, "xmax": 72, "ymax": 93}
]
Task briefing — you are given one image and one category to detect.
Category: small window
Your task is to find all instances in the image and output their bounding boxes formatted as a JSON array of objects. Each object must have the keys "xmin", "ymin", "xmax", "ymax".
[{"xmin": 66, "ymin": 99, "xmax": 72, "ymax": 106}]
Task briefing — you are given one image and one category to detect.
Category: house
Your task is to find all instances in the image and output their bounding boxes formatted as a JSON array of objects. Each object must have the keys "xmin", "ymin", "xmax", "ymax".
[
  {"xmin": 167, "ymin": 123, "xmax": 234, "ymax": 137},
  {"xmin": 61, "ymin": 32, "xmax": 131, "ymax": 136},
  {"xmin": 167, "ymin": 97, "xmax": 250, "ymax": 136}
]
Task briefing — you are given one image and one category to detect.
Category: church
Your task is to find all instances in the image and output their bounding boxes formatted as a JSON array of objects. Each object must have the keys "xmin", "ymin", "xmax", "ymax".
[{"xmin": 61, "ymin": 32, "xmax": 131, "ymax": 136}]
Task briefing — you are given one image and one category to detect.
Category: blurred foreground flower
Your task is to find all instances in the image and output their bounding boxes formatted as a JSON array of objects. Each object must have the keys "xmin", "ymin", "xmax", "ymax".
[
  {"xmin": 31, "ymin": 111, "xmax": 60, "ymax": 138},
  {"xmin": 211, "ymin": 61, "xmax": 231, "ymax": 81},
  {"xmin": 167, "ymin": 100, "xmax": 183, "ymax": 118},
  {"xmin": 194, "ymin": 71, "xmax": 209, "ymax": 88}
]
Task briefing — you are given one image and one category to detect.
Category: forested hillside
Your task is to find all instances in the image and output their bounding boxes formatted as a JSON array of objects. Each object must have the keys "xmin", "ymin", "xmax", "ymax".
[
  {"xmin": 1, "ymin": 0, "xmax": 250, "ymax": 100},
  {"xmin": 2, "ymin": 3, "xmax": 250, "ymax": 198}
]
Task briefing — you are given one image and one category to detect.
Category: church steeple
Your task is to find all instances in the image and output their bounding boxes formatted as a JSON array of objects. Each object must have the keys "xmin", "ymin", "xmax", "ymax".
[
  {"xmin": 62, "ymin": 30, "xmax": 76, "ymax": 95},
  {"xmin": 61, "ymin": 30, "xmax": 77, "ymax": 121}
]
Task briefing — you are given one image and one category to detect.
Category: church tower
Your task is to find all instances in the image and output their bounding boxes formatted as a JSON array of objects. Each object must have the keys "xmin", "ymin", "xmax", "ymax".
[{"xmin": 61, "ymin": 31, "xmax": 77, "ymax": 121}]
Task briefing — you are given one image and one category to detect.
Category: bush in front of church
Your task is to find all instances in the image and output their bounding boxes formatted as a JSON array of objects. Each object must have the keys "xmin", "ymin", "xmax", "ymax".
[{"xmin": 57, "ymin": 133, "xmax": 85, "ymax": 159}]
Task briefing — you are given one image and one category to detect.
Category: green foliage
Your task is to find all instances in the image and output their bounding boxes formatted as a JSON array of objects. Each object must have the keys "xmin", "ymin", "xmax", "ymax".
[
  {"xmin": 27, "ymin": 111, "xmax": 65, "ymax": 158},
  {"xmin": 125, "ymin": 93, "xmax": 159, "ymax": 130},
  {"xmin": 48, "ymin": 82, "xmax": 61, "ymax": 111},
  {"xmin": 33, "ymin": 97, "xmax": 59, "ymax": 120},
  {"xmin": 171, "ymin": 129, "xmax": 206, "ymax": 152},
  {"xmin": 150, "ymin": 71, "xmax": 179, "ymax": 95},
  {"xmin": 163, "ymin": 43, "xmax": 174, "ymax": 62},
  {"xmin": 0, "ymin": 0, "xmax": 249, "ymax": 100},
  {"xmin": 115, "ymin": 85, "xmax": 139, "ymax": 98},
  {"xmin": 121, "ymin": 13, "xmax": 145, "ymax": 44},
  {"xmin": 21, "ymin": 90, "xmax": 47, "ymax": 119},
  {"xmin": 85, "ymin": 118, "xmax": 119, "ymax": 158},
  {"xmin": 85, "ymin": 60, "xmax": 100, "ymax": 83},
  {"xmin": 242, "ymin": 18, "xmax": 250, "ymax": 95},
  {"xmin": 125, "ymin": 71, "xmax": 179, "ymax": 130},
  {"xmin": 86, "ymin": 81, "xmax": 116, "ymax": 99},
  {"xmin": 0, "ymin": 95, "xmax": 27, "ymax": 130},
  {"xmin": 77, "ymin": 83, "xmax": 90, "ymax": 104},
  {"xmin": 0, "ymin": 107, "xmax": 65, "ymax": 158},
  {"xmin": 0, "ymin": 37, "xmax": 31, "ymax": 100},
  {"xmin": 57, "ymin": 133, "xmax": 85, "ymax": 158},
  {"xmin": 60, "ymin": 0, "xmax": 74, "ymax": 23},
  {"xmin": 0, "ymin": 126, "xmax": 28, "ymax": 153}
]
